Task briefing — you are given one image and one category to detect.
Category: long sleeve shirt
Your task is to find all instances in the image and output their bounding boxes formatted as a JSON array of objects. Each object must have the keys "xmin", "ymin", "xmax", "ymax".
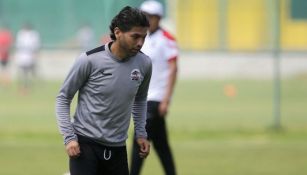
[{"xmin": 56, "ymin": 43, "xmax": 152, "ymax": 146}]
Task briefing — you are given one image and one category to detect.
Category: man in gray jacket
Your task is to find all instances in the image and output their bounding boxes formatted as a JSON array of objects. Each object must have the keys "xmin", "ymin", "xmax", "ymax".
[{"xmin": 56, "ymin": 6, "xmax": 151, "ymax": 175}]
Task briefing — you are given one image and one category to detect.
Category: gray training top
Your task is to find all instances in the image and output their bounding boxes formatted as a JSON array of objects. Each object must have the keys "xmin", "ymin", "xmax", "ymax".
[{"xmin": 56, "ymin": 42, "xmax": 152, "ymax": 147}]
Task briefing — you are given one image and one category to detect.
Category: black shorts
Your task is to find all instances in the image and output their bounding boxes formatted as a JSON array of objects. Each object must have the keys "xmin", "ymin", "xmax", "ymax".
[{"xmin": 69, "ymin": 135, "xmax": 129, "ymax": 175}]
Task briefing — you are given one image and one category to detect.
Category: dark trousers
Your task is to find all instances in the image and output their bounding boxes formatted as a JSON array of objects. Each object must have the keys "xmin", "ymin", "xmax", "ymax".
[
  {"xmin": 130, "ymin": 101, "xmax": 176, "ymax": 175},
  {"xmin": 70, "ymin": 135, "xmax": 129, "ymax": 175}
]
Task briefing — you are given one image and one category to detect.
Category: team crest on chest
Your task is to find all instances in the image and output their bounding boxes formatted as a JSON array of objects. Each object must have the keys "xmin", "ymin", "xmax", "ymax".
[{"xmin": 130, "ymin": 69, "xmax": 141, "ymax": 81}]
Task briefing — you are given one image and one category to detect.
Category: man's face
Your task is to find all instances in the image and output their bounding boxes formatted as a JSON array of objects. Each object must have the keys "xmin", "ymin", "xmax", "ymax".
[
  {"xmin": 116, "ymin": 26, "xmax": 148, "ymax": 57},
  {"xmin": 145, "ymin": 14, "xmax": 160, "ymax": 33}
]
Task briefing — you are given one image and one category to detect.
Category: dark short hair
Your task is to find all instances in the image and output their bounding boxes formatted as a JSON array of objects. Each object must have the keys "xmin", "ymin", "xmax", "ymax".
[{"xmin": 109, "ymin": 6, "xmax": 149, "ymax": 40}]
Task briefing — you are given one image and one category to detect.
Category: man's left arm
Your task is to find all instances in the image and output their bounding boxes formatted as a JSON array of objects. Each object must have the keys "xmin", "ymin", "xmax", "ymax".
[
  {"xmin": 132, "ymin": 59, "xmax": 152, "ymax": 158},
  {"xmin": 132, "ymin": 59, "xmax": 152, "ymax": 138}
]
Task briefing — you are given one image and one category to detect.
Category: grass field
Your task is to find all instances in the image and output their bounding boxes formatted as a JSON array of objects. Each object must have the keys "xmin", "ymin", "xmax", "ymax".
[{"xmin": 0, "ymin": 78, "xmax": 307, "ymax": 175}]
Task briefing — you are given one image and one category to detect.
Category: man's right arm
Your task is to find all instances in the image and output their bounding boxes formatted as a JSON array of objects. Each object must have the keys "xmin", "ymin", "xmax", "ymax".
[{"xmin": 55, "ymin": 53, "xmax": 91, "ymax": 145}]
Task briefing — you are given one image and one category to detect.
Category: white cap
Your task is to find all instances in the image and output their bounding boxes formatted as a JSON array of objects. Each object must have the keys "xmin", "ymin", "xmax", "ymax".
[{"xmin": 140, "ymin": 0, "xmax": 164, "ymax": 17}]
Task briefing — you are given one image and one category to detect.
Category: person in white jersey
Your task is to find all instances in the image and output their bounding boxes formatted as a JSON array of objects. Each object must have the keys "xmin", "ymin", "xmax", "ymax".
[
  {"xmin": 130, "ymin": 1, "xmax": 178, "ymax": 175},
  {"xmin": 15, "ymin": 23, "xmax": 41, "ymax": 93}
]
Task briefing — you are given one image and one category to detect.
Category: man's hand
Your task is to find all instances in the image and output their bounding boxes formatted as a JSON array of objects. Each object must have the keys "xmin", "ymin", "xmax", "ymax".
[
  {"xmin": 65, "ymin": 140, "xmax": 81, "ymax": 158},
  {"xmin": 136, "ymin": 138, "xmax": 150, "ymax": 158},
  {"xmin": 159, "ymin": 100, "xmax": 169, "ymax": 117}
]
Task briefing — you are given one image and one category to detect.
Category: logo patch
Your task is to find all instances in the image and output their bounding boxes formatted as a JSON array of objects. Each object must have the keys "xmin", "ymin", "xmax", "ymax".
[
  {"xmin": 130, "ymin": 69, "xmax": 141, "ymax": 81},
  {"xmin": 99, "ymin": 70, "xmax": 112, "ymax": 76}
]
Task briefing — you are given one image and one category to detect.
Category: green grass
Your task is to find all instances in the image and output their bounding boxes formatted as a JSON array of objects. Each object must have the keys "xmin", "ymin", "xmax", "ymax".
[{"xmin": 0, "ymin": 78, "xmax": 307, "ymax": 175}]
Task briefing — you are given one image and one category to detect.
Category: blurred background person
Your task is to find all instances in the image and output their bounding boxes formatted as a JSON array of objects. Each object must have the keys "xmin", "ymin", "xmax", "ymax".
[
  {"xmin": 77, "ymin": 23, "xmax": 94, "ymax": 51},
  {"xmin": 15, "ymin": 23, "xmax": 41, "ymax": 94},
  {"xmin": 0, "ymin": 23, "xmax": 13, "ymax": 87},
  {"xmin": 130, "ymin": 1, "xmax": 178, "ymax": 175}
]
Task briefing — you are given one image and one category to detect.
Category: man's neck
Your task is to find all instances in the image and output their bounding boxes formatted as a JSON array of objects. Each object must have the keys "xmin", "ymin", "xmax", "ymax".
[
  {"xmin": 110, "ymin": 41, "xmax": 127, "ymax": 60},
  {"xmin": 149, "ymin": 26, "xmax": 160, "ymax": 35}
]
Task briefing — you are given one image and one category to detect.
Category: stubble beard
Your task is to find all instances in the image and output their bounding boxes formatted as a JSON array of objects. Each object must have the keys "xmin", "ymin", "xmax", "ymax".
[{"xmin": 119, "ymin": 38, "xmax": 137, "ymax": 58}]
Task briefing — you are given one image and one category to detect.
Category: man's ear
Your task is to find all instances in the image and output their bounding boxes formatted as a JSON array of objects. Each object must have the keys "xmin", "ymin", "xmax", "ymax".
[{"xmin": 114, "ymin": 27, "xmax": 121, "ymax": 39}]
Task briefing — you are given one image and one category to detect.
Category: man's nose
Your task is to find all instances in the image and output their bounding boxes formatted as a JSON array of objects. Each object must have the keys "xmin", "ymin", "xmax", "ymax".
[{"xmin": 137, "ymin": 38, "xmax": 145, "ymax": 47}]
